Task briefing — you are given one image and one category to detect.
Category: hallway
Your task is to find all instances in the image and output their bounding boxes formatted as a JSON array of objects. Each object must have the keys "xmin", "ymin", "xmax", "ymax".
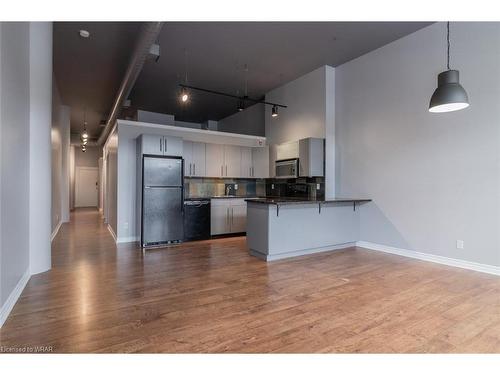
[{"xmin": 1, "ymin": 209, "xmax": 499, "ymax": 353}]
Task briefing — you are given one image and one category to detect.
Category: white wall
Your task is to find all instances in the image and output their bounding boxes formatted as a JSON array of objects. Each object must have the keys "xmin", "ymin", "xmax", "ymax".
[
  {"xmin": 265, "ymin": 66, "xmax": 335, "ymax": 196},
  {"xmin": 336, "ymin": 22, "xmax": 500, "ymax": 267},
  {"xmin": 29, "ymin": 22, "xmax": 52, "ymax": 274},
  {"xmin": 51, "ymin": 80, "xmax": 62, "ymax": 234},
  {"xmin": 50, "ymin": 78, "xmax": 71, "ymax": 233},
  {"xmin": 1, "ymin": 22, "xmax": 31, "ymax": 309},
  {"xmin": 218, "ymin": 103, "xmax": 265, "ymax": 136}
]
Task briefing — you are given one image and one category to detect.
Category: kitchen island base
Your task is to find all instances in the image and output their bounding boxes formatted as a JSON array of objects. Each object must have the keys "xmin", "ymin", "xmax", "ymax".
[{"xmin": 246, "ymin": 198, "xmax": 371, "ymax": 262}]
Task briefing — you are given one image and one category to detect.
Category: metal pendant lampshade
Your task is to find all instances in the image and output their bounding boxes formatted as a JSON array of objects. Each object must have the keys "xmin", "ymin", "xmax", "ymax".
[
  {"xmin": 429, "ymin": 69, "xmax": 469, "ymax": 113},
  {"xmin": 429, "ymin": 22, "xmax": 470, "ymax": 113}
]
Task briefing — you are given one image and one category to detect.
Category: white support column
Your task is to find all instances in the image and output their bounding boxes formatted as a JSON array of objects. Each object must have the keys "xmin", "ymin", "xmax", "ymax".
[
  {"xmin": 325, "ymin": 66, "xmax": 336, "ymax": 199},
  {"xmin": 29, "ymin": 22, "xmax": 53, "ymax": 275}
]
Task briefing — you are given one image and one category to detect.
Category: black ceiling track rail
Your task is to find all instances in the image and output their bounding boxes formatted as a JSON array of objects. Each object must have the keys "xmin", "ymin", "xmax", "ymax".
[{"xmin": 179, "ymin": 84, "xmax": 288, "ymax": 108}]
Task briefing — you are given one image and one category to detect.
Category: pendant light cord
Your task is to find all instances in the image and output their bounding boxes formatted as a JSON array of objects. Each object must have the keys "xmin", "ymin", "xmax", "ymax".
[{"xmin": 447, "ymin": 21, "xmax": 450, "ymax": 70}]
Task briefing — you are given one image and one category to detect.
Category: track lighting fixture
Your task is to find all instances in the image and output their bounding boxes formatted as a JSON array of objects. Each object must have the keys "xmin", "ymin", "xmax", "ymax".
[{"xmin": 179, "ymin": 84, "xmax": 286, "ymax": 116}]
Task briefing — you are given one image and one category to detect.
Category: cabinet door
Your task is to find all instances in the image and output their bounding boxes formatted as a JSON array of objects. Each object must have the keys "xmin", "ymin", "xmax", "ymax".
[
  {"xmin": 230, "ymin": 204, "xmax": 247, "ymax": 233},
  {"xmin": 240, "ymin": 147, "xmax": 252, "ymax": 178},
  {"xmin": 183, "ymin": 141, "xmax": 193, "ymax": 176},
  {"xmin": 191, "ymin": 142, "xmax": 206, "ymax": 177},
  {"xmin": 211, "ymin": 204, "xmax": 230, "ymax": 235},
  {"xmin": 140, "ymin": 134, "xmax": 163, "ymax": 156},
  {"xmin": 205, "ymin": 143, "xmax": 224, "ymax": 177},
  {"xmin": 252, "ymin": 146, "xmax": 269, "ymax": 179},
  {"xmin": 164, "ymin": 136, "xmax": 183, "ymax": 157},
  {"xmin": 224, "ymin": 145, "xmax": 241, "ymax": 177},
  {"xmin": 276, "ymin": 141, "xmax": 299, "ymax": 160}
]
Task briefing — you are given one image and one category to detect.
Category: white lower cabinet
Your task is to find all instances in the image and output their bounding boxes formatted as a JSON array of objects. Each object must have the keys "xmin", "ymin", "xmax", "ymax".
[{"xmin": 210, "ymin": 199, "xmax": 247, "ymax": 235}]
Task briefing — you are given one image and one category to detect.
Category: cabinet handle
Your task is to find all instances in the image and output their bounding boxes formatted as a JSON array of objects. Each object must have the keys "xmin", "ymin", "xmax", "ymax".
[
  {"xmin": 231, "ymin": 207, "xmax": 234, "ymax": 225},
  {"xmin": 189, "ymin": 163, "xmax": 192, "ymax": 175},
  {"xmin": 159, "ymin": 138, "xmax": 162, "ymax": 152},
  {"xmin": 193, "ymin": 163, "xmax": 196, "ymax": 175},
  {"xmin": 221, "ymin": 165, "xmax": 223, "ymax": 177},
  {"xmin": 225, "ymin": 165, "xmax": 227, "ymax": 176},
  {"xmin": 227, "ymin": 207, "xmax": 230, "ymax": 230}
]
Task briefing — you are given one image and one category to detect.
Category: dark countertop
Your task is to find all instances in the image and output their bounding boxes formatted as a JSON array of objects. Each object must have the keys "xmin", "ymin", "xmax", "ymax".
[
  {"xmin": 245, "ymin": 197, "xmax": 372, "ymax": 205},
  {"xmin": 185, "ymin": 195, "xmax": 261, "ymax": 201}
]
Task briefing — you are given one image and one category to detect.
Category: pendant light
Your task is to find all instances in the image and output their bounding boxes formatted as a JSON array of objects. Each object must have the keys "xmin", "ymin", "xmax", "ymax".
[
  {"xmin": 429, "ymin": 22, "xmax": 469, "ymax": 113},
  {"xmin": 271, "ymin": 105, "xmax": 278, "ymax": 118},
  {"xmin": 81, "ymin": 109, "xmax": 89, "ymax": 140}
]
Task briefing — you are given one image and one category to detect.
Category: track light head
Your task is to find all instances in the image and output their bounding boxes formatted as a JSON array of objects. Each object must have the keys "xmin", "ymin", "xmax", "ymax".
[
  {"xmin": 237, "ymin": 99, "xmax": 245, "ymax": 112},
  {"xmin": 271, "ymin": 105, "xmax": 279, "ymax": 118},
  {"xmin": 180, "ymin": 87, "xmax": 189, "ymax": 103}
]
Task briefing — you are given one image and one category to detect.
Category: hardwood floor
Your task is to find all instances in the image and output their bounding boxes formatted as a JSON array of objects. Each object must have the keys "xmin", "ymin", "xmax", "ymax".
[{"xmin": 1, "ymin": 208, "xmax": 499, "ymax": 353}]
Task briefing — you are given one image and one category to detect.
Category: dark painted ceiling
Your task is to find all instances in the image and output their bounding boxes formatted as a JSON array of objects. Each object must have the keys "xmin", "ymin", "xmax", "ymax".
[
  {"xmin": 130, "ymin": 22, "xmax": 433, "ymax": 124},
  {"xmin": 53, "ymin": 21, "xmax": 433, "ymax": 138},
  {"xmin": 53, "ymin": 22, "xmax": 144, "ymax": 138}
]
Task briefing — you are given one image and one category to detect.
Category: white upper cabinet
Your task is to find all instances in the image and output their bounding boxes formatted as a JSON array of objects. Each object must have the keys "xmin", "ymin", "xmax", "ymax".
[
  {"xmin": 183, "ymin": 141, "xmax": 206, "ymax": 177},
  {"xmin": 140, "ymin": 134, "xmax": 164, "ymax": 156},
  {"xmin": 240, "ymin": 147, "xmax": 253, "ymax": 178},
  {"xmin": 252, "ymin": 146, "xmax": 270, "ymax": 178},
  {"xmin": 223, "ymin": 145, "xmax": 241, "ymax": 178},
  {"xmin": 191, "ymin": 142, "xmax": 206, "ymax": 177},
  {"xmin": 299, "ymin": 137, "xmax": 324, "ymax": 177},
  {"xmin": 138, "ymin": 134, "xmax": 183, "ymax": 157},
  {"xmin": 276, "ymin": 140, "xmax": 299, "ymax": 160},
  {"xmin": 205, "ymin": 143, "xmax": 225, "ymax": 177}
]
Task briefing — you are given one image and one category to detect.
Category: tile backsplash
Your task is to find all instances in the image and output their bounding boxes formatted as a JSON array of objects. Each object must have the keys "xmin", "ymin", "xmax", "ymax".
[
  {"xmin": 185, "ymin": 177, "xmax": 266, "ymax": 198},
  {"xmin": 184, "ymin": 176, "xmax": 324, "ymax": 200}
]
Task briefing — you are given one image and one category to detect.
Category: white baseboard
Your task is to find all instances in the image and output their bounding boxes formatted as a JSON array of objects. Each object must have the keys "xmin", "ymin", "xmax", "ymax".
[
  {"xmin": 50, "ymin": 220, "xmax": 62, "ymax": 242},
  {"xmin": 107, "ymin": 224, "xmax": 117, "ymax": 242},
  {"xmin": 357, "ymin": 241, "xmax": 500, "ymax": 276},
  {"xmin": 116, "ymin": 236, "xmax": 139, "ymax": 244},
  {"xmin": 0, "ymin": 269, "xmax": 30, "ymax": 328},
  {"xmin": 250, "ymin": 242, "xmax": 356, "ymax": 262}
]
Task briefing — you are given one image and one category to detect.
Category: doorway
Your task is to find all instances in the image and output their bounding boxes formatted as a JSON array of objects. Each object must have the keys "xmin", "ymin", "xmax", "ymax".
[{"xmin": 75, "ymin": 166, "xmax": 99, "ymax": 207}]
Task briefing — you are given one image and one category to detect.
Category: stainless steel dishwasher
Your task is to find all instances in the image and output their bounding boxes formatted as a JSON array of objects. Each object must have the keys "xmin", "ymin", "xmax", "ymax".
[{"xmin": 183, "ymin": 199, "xmax": 211, "ymax": 241}]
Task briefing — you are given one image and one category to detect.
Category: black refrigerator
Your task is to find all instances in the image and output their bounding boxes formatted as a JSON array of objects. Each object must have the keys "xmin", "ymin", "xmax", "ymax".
[{"xmin": 141, "ymin": 156, "xmax": 184, "ymax": 247}]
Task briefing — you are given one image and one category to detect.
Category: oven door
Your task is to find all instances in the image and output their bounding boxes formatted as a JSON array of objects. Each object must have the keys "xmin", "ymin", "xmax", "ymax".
[{"xmin": 275, "ymin": 159, "xmax": 298, "ymax": 179}]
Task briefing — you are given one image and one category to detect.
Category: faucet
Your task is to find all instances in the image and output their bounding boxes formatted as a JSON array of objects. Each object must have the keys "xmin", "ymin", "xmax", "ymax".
[{"xmin": 225, "ymin": 185, "xmax": 232, "ymax": 196}]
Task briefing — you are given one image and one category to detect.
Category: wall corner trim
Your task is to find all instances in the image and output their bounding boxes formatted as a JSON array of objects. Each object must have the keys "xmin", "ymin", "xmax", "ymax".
[
  {"xmin": 107, "ymin": 224, "xmax": 117, "ymax": 243},
  {"xmin": 356, "ymin": 241, "xmax": 500, "ymax": 276},
  {"xmin": 0, "ymin": 269, "xmax": 31, "ymax": 328},
  {"xmin": 50, "ymin": 220, "xmax": 62, "ymax": 242}
]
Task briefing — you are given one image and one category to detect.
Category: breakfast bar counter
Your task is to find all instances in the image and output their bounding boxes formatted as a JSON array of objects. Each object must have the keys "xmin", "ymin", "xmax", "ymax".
[{"xmin": 245, "ymin": 197, "xmax": 371, "ymax": 261}]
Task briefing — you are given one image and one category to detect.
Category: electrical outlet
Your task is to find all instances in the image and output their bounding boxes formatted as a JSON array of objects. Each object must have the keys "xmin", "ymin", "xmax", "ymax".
[
  {"xmin": 316, "ymin": 183, "xmax": 320, "ymax": 190},
  {"xmin": 271, "ymin": 184, "xmax": 275, "ymax": 189},
  {"xmin": 234, "ymin": 184, "xmax": 238, "ymax": 190},
  {"xmin": 456, "ymin": 240, "xmax": 464, "ymax": 249}
]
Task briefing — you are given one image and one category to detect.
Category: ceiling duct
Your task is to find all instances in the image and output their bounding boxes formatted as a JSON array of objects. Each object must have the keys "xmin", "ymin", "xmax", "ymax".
[{"xmin": 97, "ymin": 22, "xmax": 164, "ymax": 145}]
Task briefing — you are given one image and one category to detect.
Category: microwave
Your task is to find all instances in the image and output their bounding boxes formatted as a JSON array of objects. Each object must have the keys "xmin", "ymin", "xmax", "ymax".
[{"xmin": 275, "ymin": 158, "xmax": 299, "ymax": 179}]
